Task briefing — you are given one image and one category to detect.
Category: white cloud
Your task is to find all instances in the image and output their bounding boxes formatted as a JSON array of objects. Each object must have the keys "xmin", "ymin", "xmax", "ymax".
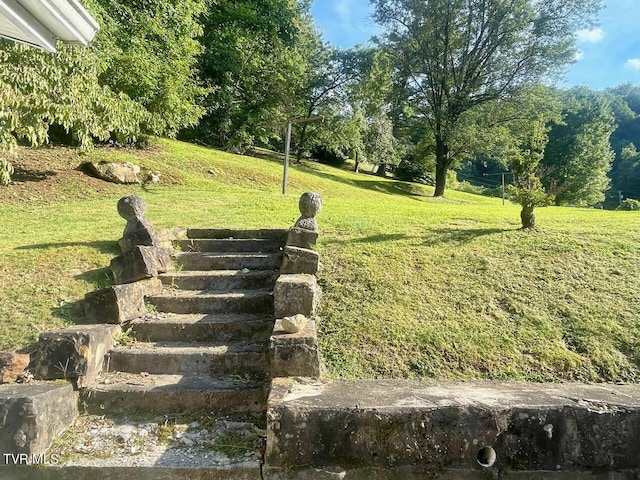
[
  {"xmin": 625, "ymin": 58, "xmax": 640, "ymax": 70},
  {"xmin": 334, "ymin": 0, "xmax": 353, "ymax": 27},
  {"xmin": 576, "ymin": 27, "xmax": 605, "ymax": 44}
]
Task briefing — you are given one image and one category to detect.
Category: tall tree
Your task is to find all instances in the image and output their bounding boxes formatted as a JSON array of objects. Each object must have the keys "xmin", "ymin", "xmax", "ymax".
[
  {"xmin": 193, "ymin": 0, "xmax": 314, "ymax": 150},
  {"xmin": 372, "ymin": 0, "xmax": 601, "ymax": 196},
  {"xmin": 540, "ymin": 87, "xmax": 615, "ymax": 206}
]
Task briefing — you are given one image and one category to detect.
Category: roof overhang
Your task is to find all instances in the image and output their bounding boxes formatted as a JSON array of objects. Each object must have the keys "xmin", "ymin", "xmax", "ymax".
[{"xmin": 0, "ymin": 0, "xmax": 99, "ymax": 52}]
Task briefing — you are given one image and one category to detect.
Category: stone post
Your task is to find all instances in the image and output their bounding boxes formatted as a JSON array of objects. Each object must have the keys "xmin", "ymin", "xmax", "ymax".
[{"xmin": 271, "ymin": 192, "xmax": 323, "ymax": 379}]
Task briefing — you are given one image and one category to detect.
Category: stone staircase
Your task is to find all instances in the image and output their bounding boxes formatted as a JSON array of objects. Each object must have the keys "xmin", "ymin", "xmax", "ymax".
[{"xmin": 84, "ymin": 228, "xmax": 287, "ymax": 420}]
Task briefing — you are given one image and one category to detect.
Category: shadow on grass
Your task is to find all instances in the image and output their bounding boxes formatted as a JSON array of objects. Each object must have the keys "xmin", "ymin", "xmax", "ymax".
[
  {"xmin": 352, "ymin": 233, "xmax": 411, "ymax": 243},
  {"xmin": 300, "ymin": 166, "xmax": 427, "ymax": 200},
  {"xmin": 74, "ymin": 266, "xmax": 114, "ymax": 290},
  {"xmin": 422, "ymin": 227, "xmax": 509, "ymax": 246},
  {"xmin": 323, "ymin": 229, "xmax": 511, "ymax": 247},
  {"xmin": 11, "ymin": 167, "xmax": 57, "ymax": 183},
  {"xmin": 15, "ymin": 240, "xmax": 120, "ymax": 255}
]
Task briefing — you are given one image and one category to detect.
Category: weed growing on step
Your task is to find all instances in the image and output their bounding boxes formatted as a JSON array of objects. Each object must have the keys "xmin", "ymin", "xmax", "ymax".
[
  {"xmin": 210, "ymin": 431, "xmax": 257, "ymax": 459},
  {"xmin": 114, "ymin": 327, "xmax": 135, "ymax": 347}
]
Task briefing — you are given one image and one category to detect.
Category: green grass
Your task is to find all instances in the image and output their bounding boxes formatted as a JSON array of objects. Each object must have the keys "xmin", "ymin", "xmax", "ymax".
[{"xmin": 1, "ymin": 138, "xmax": 639, "ymax": 383}]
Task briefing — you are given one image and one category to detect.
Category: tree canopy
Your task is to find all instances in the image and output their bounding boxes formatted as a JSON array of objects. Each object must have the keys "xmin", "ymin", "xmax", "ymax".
[{"xmin": 372, "ymin": 0, "xmax": 602, "ymax": 196}]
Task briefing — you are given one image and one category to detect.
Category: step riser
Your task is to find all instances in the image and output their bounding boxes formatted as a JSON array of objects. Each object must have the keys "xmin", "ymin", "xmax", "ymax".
[
  {"xmin": 148, "ymin": 295, "xmax": 273, "ymax": 314},
  {"xmin": 81, "ymin": 387, "xmax": 268, "ymax": 416},
  {"xmin": 175, "ymin": 255, "xmax": 281, "ymax": 271},
  {"xmin": 130, "ymin": 321, "xmax": 273, "ymax": 343},
  {"xmin": 106, "ymin": 351, "xmax": 269, "ymax": 376},
  {"xmin": 176, "ymin": 239, "xmax": 283, "ymax": 253},
  {"xmin": 187, "ymin": 228, "xmax": 287, "ymax": 240},
  {"xmin": 160, "ymin": 273, "xmax": 278, "ymax": 291}
]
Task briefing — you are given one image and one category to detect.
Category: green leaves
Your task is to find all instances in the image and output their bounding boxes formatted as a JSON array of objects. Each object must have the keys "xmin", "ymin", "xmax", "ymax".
[{"xmin": 373, "ymin": 0, "xmax": 602, "ymax": 196}]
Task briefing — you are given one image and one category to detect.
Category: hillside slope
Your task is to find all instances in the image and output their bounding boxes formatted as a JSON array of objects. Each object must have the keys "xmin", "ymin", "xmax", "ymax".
[{"xmin": 1, "ymin": 139, "xmax": 639, "ymax": 382}]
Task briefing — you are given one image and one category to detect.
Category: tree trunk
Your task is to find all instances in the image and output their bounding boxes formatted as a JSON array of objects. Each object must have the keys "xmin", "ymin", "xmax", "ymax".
[
  {"xmin": 434, "ymin": 133, "xmax": 449, "ymax": 197},
  {"xmin": 354, "ymin": 151, "xmax": 360, "ymax": 173},
  {"xmin": 376, "ymin": 162, "xmax": 387, "ymax": 177},
  {"xmin": 521, "ymin": 204, "xmax": 536, "ymax": 229}
]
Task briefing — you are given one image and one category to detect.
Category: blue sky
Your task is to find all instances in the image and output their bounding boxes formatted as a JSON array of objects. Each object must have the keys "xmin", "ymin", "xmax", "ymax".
[{"xmin": 310, "ymin": 0, "xmax": 640, "ymax": 90}]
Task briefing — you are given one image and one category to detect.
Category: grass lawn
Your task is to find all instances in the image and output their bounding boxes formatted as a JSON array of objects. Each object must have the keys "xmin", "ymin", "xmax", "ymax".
[{"xmin": 1, "ymin": 138, "xmax": 639, "ymax": 383}]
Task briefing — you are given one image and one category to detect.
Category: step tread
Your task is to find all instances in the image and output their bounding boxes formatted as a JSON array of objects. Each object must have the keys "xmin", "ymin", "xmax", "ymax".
[
  {"xmin": 151, "ymin": 289, "xmax": 273, "ymax": 299},
  {"xmin": 161, "ymin": 269, "xmax": 277, "ymax": 278},
  {"xmin": 110, "ymin": 341, "xmax": 268, "ymax": 355},
  {"xmin": 187, "ymin": 228, "xmax": 288, "ymax": 239},
  {"xmin": 133, "ymin": 312, "xmax": 273, "ymax": 325},
  {"xmin": 91, "ymin": 373, "xmax": 268, "ymax": 392},
  {"xmin": 174, "ymin": 252, "xmax": 281, "ymax": 259}
]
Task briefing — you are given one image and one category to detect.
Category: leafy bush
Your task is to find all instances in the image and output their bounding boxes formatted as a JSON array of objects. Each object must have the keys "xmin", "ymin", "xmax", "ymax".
[
  {"xmin": 616, "ymin": 198, "xmax": 640, "ymax": 211},
  {"xmin": 395, "ymin": 160, "xmax": 435, "ymax": 185},
  {"xmin": 311, "ymin": 145, "xmax": 347, "ymax": 167}
]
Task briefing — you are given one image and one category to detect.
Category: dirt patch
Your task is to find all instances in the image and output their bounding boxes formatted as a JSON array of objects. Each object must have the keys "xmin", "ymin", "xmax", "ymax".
[{"xmin": 0, "ymin": 145, "xmax": 165, "ymax": 206}]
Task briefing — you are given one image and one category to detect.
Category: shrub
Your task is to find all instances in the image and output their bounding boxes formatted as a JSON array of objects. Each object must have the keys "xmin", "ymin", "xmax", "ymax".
[
  {"xmin": 395, "ymin": 160, "xmax": 435, "ymax": 185},
  {"xmin": 616, "ymin": 198, "xmax": 640, "ymax": 211},
  {"xmin": 311, "ymin": 145, "xmax": 347, "ymax": 167}
]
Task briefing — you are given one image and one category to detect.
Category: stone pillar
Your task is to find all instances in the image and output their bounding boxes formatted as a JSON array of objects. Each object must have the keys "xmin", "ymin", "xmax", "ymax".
[
  {"xmin": 282, "ymin": 192, "xmax": 322, "ymax": 274},
  {"xmin": 271, "ymin": 193, "xmax": 324, "ymax": 378}
]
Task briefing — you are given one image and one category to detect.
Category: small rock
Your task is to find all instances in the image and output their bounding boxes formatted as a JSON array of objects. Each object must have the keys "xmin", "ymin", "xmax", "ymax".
[
  {"xmin": 281, "ymin": 314, "xmax": 308, "ymax": 334},
  {"xmin": 189, "ymin": 421, "xmax": 201, "ymax": 429},
  {"xmin": 208, "ymin": 169, "xmax": 216, "ymax": 176},
  {"xmin": 0, "ymin": 352, "xmax": 30, "ymax": 384},
  {"xmin": 241, "ymin": 268, "xmax": 250, "ymax": 274},
  {"xmin": 180, "ymin": 436, "xmax": 195, "ymax": 447},
  {"xmin": 130, "ymin": 446, "xmax": 139, "ymax": 455}
]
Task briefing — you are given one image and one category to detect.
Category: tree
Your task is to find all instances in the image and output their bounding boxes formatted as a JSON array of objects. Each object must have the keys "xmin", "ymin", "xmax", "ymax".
[
  {"xmin": 365, "ymin": 112, "xmax": 398, "ymax": 175},
  {"xmin": 540, "ymin": 87, "xmax": 615, "ymax": 206},
  {"xmin": 0, "ymin": 0, "xmax": 208, "ymax": 186},
  {"xmin": 372, "ymin": 0, "xmax": 601, "ymax": 196},
  {"xmin": 507, "ymin": 118, "xmax": 554, "ymax": 229},
  {"xmin": 606, "ymin": 83, "xmax": 640, "ymax": 204},
  {"xmin": 614, "ymin": 144, "xmax": 640, "ymax": 200},
  {"xmin": 90, "ymin": 0, "xmax": 208, "ymax": 137},
  {"xmin": 192, "ymin": 0, "xmax": 314, "ymax": 150}
]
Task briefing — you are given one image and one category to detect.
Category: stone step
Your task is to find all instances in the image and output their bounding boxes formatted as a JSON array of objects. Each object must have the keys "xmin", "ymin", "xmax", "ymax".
[
  {"xmin": 129, "ymin": 313, "xmax": 274, "ymax": 343},
  {"xmin": 148, "ymin": 290, "xmax": 274, "ymax": 314},
  {"xmin": 187, "ymin": 228, "xmax": 288, "ymax": 241},
  {"xmin": 160, "ymin": 270, "xmax": 278, "ymax": 291},
  {"xmin": 106, "ymin": 342, "xmax": 269, "ymax": 376},
  {"xmin": 82, "ymin": 373, "xmax": 269, "ymax": 416},
  {"xmin": 176, "ymin": 238, "xmax": 283, "ymax": 253},
  {"xmin": 174, "ymin": 252, "xmax": 281, "ymax": 271}
]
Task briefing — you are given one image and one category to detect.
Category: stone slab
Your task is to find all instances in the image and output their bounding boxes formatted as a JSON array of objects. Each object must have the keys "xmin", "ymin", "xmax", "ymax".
[
  {"xmin": 0, "ymin": 465, "xmax": 259, "ymax": 480},
  {"xmin": 110, "ymin": 246, "xmax": 172, "ymax": 285},
  {"xmin": 31, "ymin": 325, "xmax": 121, "ymax": 388},
  {"xmin": 187, "ymin": 228, "xmax": 288, "ymax": 240},
  {"xmin": 273, "ymin": 275, "xmax": 320, "ymax": 318},
  {"xmin": 270, "ymin": 320, "xmax": 321, "ymax": 378},
  {"xmin": 84, "ymin": 278, "xmax": 162, "ymax": 324},
  {"xmin": 286, "ymin": 227, "xmax": 319, "ymax": 250},
  {"xmin": 280, "ymin": 246, "xmax": 319, "ymax": 275},
  {"xmin": 0, "ymin": 384, "xmax": 77, "ymax": 460},
  {"xmin": 266, "ymin": 380, "xmax": 640, "ymax": 475},
  {"xmin": 82, "ymin": 373, "xmax": 269, "ymax": 416}
]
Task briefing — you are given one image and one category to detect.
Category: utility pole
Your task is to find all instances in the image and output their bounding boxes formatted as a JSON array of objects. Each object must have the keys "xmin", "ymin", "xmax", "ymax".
[
  {"xmin": 282, "ymin": 116, "xmax": 324, "ymax": 195},
  {"xmin": 484, "ymin": 172, "xmax": 513, "ymax": 205}
]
